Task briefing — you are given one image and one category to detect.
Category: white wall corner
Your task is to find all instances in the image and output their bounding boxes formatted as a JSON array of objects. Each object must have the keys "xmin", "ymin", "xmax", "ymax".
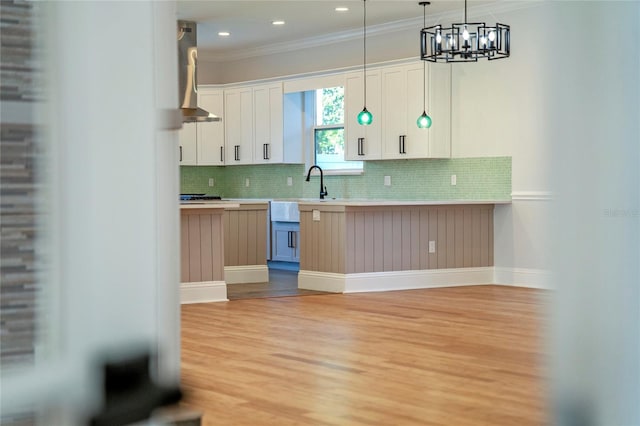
[
  {"xmin": 180, "ymin": 281, "xmax": 228, "ymax": 304},
  {"xmin": 493, "ymin": 267, "xmax": 553, "ymax": 290}
]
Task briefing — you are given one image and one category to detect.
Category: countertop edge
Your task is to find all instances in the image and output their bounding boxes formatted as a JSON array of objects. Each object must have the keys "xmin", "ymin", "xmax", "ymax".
[
  {"xmin": 296, "ymin": 199, "xmax": 512, "ymax": 207},
  {"xmin": 180, "ymin": 202, "xmax": 241, "ymax": 210}
]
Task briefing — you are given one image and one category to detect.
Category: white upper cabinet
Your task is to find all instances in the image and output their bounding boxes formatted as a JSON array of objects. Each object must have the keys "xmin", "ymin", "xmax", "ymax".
[
  {"xmin": 178, "ymin": 88, "xmax": 225, "ymax": 166},
  {"xmin": 344, "ymin": 70, "xmax": 382, "ymax": 161},
  {"xmin": 253, "ymin": 83, "xmax": 284, "ymax": 163},
  {"xmin": 197, "ymin": 88, "xmax": 225, "ymax": 165},
  {"xmin": 428, "ymin": 63, "xmax": 452, "ymax": 158},
  {"xmin": 224, "ymin": 83, "xmax": 300, "ymax": 165},
  {"xmin": 224, "ymin": 87, "xmax": 254, "ymax": 165},
  {"xmin": 382, "ymin": 63, "xmax": 429, "ymax": 159},
  {"xmin": 381, "ymin": 61, "xmax": 451, "ymax": 159},
  {"xmin": 178, "ymin": 122, "xmax": 197, "ymax": 165},
  {"xmin": 181, "ymin": 59, "xmax": 451, "ymax": 167}
]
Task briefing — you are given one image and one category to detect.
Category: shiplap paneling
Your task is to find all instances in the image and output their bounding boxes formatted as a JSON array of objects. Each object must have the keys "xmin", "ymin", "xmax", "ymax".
[
  {"xmin": 301, "ymin": 210, "xmax": 346, "ymax": 273},
  {"xmin": 223, "ymin": 204, "xmax": 268, "ymax": 267},
  {"xmin": 301, "ymin": 204, "xmax": 494, "ymax": 274},
  {"xmin": 181, "ymin": 209, "xmax": 225, "ymax": 283}
]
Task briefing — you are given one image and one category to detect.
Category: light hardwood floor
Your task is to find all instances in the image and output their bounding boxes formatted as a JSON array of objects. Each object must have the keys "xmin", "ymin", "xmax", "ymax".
[{"xmin": 180, "ymin": 285, "xmax": 548, "ymax": 425}]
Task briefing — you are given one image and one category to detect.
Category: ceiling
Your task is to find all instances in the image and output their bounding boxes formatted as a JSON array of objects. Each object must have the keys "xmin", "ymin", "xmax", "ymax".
[{"xmin": 176, "ymin": 1, "xmax": 499, "ymax": 60}]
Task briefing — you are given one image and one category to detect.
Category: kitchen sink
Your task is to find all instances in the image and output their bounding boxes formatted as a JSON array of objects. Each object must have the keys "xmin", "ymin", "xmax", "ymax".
[{"xmin": 270, "ymin": 201, "xmax": 299, "ymax": 222}]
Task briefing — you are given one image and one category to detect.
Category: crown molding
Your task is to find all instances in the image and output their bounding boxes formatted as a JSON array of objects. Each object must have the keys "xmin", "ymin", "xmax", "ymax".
[{"xmin": 200, "ymin": 0, "xmax": 543, "ymax": 63}]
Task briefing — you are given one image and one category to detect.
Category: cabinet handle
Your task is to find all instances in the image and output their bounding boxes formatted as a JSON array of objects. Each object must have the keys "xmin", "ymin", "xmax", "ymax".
[
  {"xmin": 399, "ymin": 135, "xmax": 407, "ymax": 154},
  {"xmin": 287, "ymin": 231, "xmax": 292, "ymax": 248},
  {"xmin": 220, "ymin": 146, "xmax": 224, "ymax": 162},
  {"xmin": 358, "ymin": 137, "xmax": 365, "ymax": 156},
  {"xmin": 234, "ymin": 145, "xmax": 240, "ymax": 161},
  {"xmin": 179, "ymin": 146, "xmax": 183, "ymax": 162},
  {"xmin": 263, "ymin": 143, "xmax": 270, "ymax": 160},
  {"xmin": 292, "ymin": 231, "xmax": 296, "ymax": 249}
]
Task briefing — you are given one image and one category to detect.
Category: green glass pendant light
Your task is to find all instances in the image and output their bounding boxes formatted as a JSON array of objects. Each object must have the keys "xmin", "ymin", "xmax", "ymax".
[
  {"xmin": 357, "ymin": 0, "xmax": 372, "ymax": 126},
  {"xmin": 417, "ymin": 111, "xmax": 432, "ymax": 128},
  {"xmin": 417, "ymin": 2, "xmax": 432, "ymax": 129}
]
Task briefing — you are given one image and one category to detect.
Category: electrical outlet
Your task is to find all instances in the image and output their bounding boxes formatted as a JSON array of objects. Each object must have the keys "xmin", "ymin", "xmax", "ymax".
[
  {"xmin": 428, "ymin": 240, "xmax": 436, "ymax": 253},
  {"xmin": 287, "ymin": 176, "xmax": 293, "ymax": 186},
  {"xmin": 245, "ymin": 178, "xmax": 250, "ymax": 187},
  {"xmin": 451, "ymin": 174, "xmax": 457, "ymax": 186},
  {"xmin": 384, "ymin": 175, "xmax": 391, "ymax": 186},
  {"xmin": 208, "ymin": 178, "xmax": 215, "ymax": 187},
  {"xmin": 312, "ymin": 209, "xmax": 321, "ymax": 221}
]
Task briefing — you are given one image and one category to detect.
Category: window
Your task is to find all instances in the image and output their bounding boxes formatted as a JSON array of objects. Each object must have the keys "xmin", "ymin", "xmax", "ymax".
[{"xmin": 313, "ymin": 87, "xmax": 362, "ymax": 172}]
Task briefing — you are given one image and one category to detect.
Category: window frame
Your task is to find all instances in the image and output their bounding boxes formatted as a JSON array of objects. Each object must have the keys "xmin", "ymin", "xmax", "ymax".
[{"xmin": 305, "ymin": 87, "xmax": 363, "ymax": 176}]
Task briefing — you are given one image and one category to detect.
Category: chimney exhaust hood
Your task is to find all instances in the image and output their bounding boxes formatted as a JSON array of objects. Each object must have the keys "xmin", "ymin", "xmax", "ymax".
[{"xmin": 178, "ymin": 20, "xmax": 220, "ymax": 123}]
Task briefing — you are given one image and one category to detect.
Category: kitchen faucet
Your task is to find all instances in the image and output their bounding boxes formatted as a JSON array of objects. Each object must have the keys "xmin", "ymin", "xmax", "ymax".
[{"xmin": 305, "ymin": 165, "xmax": 328, "ymax": 200}]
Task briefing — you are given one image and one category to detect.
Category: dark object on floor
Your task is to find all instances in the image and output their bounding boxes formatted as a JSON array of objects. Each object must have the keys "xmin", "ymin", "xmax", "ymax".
[{"xmin": 89, "ymin": 351, "xmax": 182, "ymax": 426}]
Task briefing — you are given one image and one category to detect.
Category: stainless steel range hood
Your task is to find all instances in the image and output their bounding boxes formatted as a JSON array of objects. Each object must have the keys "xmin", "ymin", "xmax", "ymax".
[{"xmin": 178, "ymin": 20, "xmax": 220, "ymax": 122}]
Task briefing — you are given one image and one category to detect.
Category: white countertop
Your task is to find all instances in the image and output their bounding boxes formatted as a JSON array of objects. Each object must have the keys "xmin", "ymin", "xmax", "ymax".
[
  {"xmin": 296, "ymin": 199, "xmax": 512, "ymax": 206},
  {"xmin": 180, "ymin": 198, "xmax": 511, "ymax": 208},
  {"xmin": 180, "ymin": 201, "xmax": 240, "ymax": 209}
]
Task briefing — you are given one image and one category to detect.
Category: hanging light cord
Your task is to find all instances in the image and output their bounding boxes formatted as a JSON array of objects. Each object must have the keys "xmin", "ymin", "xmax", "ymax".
[
  {"xmin": 422, "ymin": 2, "xmax": 426, "ymax": 111},
  {"xmin": 464, "ymin": 0, "xmax": 468, "ymax": 24},
  {"xmin": 363, "ymin": 0, "xmax": 367, "ymax": 107}
]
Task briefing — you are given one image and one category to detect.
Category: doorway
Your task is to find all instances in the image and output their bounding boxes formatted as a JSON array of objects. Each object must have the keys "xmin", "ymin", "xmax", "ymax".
[{"xmin": 227, "ymin": 263, "xmax": 328, "ymax": 300}]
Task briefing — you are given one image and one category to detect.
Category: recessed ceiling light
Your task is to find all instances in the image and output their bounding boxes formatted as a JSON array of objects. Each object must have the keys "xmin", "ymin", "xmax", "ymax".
[
  {"xmin": 218, "ymin": 31, "xmax": 230, "ymax": 37},
  {"xmin": 335, "ymin": 7, "xmax": 349, "ymax": 12},
  {"xmin": 272, "ymin": 20, "xmax": 285, "ymax": 26}
]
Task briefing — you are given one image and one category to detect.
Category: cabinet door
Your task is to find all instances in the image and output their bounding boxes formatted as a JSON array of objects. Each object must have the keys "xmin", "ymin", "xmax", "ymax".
[
  {"xmin": 253, "ymin": 83, "xmax": 283, "ymax": 163},
  {"xmin": 382, "ymin": 63, "xmax": 432, "ymax": 159},
  {"xmin": 282, "ymin": 92, "xmax": 304, "ymax": 164},
  {"xmin": 381, "ymin": 66, "xmax": 407, "ymax": 159},
  {"xmin": 344, "ymin": 70, "xmax": 381, "ymax": 161},
  {"xmin": 197, "ymin": 89, "xmax": 225, "ymax": 165},
  {"xmin": 404, "ymin": 64, "xmax": 430, "ymax": 158},
  {"xmin": 178, "ymin": 122, "xmax": 197, "ymax": 165},
  {"xmin": 428, "ymin": 63, "xmax": 452, "ymax": 158},
  {"xmin": 292, "ymin": 229, "xmax": 300, "ymax": 262},
  {"xmin": 224, "ymin": 87, "xmax": 253, "ymax": 165},
  {"xmin": 271, "ymin": 222, "xmax": 299, "ymax": 263}
]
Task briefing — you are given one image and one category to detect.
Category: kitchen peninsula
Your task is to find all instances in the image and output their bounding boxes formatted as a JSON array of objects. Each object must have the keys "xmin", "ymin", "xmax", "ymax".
[
  {"xmin": 297, "ymin": 199, "xmax": 510, "ymax": 293},
  {"xmin": 180, "ymin": 200, "xmax": 269, "ymax": 303}
]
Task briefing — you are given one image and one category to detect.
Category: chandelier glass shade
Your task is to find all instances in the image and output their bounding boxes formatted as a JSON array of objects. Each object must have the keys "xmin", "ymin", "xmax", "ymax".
[{"xmin": 420, "ymin": 0, "xmax": 510, "ymax": 63}]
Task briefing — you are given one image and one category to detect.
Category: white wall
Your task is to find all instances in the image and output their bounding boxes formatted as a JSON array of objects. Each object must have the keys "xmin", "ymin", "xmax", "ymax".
[{"xmin": 450, "ymin": 5, "xmax": 553, "ymax": 276}]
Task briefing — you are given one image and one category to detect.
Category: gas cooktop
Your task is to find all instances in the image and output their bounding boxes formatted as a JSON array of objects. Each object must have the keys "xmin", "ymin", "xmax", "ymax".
[{"xmin": 180, "ymin": 194, "xmax": 222, "ymax": 201}]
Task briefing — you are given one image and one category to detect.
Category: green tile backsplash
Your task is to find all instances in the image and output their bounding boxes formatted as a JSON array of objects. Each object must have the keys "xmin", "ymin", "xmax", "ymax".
[{"xmin": 181, "ymin": 157, "xmax": 511, "ymax": 200}]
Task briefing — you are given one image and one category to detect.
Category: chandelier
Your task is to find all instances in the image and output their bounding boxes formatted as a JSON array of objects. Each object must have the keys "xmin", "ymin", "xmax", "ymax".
[{"xmin": 420, "ymin": 0, "xmax": 510, "ymax": 63}]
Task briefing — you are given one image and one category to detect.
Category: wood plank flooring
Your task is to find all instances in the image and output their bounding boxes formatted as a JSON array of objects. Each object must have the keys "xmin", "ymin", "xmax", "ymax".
[{"xmin": 180, "ymin": 285, "xmax": 548, "ymax": 425}]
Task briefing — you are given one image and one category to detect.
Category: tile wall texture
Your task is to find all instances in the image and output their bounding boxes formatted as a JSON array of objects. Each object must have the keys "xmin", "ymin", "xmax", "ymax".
[{"xmin": 180, "ymin": 157, "xmax": 511, "ymax": 200}]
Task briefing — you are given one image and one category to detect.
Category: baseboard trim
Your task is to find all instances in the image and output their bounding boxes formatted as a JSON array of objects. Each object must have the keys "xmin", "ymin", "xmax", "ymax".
[
  {"xmin": 298, "ymin": 270, "xmax": 346, "ymax": 293},
  {"xmin": 298, "ymin": 267, "xmax": 494, "ymax": 294},
  {"xmin": 180, "ymin": 281, "xmax": 227, "ymax": 304},
  {"xmin": 344, "ymin": 267, "xmax": 495, "ymax": 293},
  {"xmin": 225, "ymin": 265, "xmax": 269, "ymax": 284},
  {"xmin": 494, "ymin": 267, "xmax": 552, "ymax": 289}
]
